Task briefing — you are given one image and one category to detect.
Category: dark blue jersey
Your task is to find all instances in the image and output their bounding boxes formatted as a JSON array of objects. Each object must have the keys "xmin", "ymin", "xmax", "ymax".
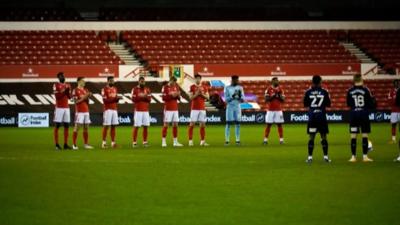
[
  {"xmin": 346, "ymin": 85, "xmax": 375, "ymax": 112},
  {"xmin": 303, "ymin": 86, "xmax": 331, "ymax": 114}
]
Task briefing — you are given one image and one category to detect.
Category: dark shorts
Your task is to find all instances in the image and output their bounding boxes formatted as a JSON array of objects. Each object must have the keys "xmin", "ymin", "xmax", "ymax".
[
  {"xmin": 349, "ymin": 111, "xmax": 371, "ymax": 134},
  {"xmin": 307, "ymin": 113, "xmax": 329, "ymax": 134}
]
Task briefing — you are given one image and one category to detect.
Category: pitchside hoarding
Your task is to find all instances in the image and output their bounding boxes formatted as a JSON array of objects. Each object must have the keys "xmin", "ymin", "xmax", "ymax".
[
  {"xmin": 18, "ymin": 113, "xmax": 49, "ymax": 128},
  {"xmin": 0, "ymin": 111, "xmax": 391, "ymax": 127},
  {"xmin": 0, "ymin": 81, "xmax": 390, "ymax": 127}
]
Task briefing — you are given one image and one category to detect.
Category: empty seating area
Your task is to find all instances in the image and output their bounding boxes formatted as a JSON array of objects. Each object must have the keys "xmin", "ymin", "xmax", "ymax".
[
  {"xmin": 208, "ymin": 79, "xmax": 392, "ymax": 111},
  {"xmin": 0, "ymin": 31, "xmax": 123, "ymax": 65},
  {"xmin": 121, "ymin": 30, "xmax": 359, "ymax": 71},
  {"xmin": 350, "ymin": 30, "xmax": 400, "ymax": 73}
]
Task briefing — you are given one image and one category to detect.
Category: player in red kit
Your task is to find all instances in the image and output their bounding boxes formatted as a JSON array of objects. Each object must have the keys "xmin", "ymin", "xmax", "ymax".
[
  {"xmin": 131, "ymin": 76, "xmax": 152, "ymax": 148},
  {"xmin": 161, "ymin": 76, "xmax": 183, "ymax": 147},
  {"xmin": 188, "ymin": 74, "xmax": 210, "ymax": 146},
  {"xmin": 101, "ymin": 76, "xmax": 121, "ymax": 149},
  {"xmin": 388, "ymin": 79, "xmax": 400, "ymax": 144},
  {"xmin": 53, "ymin": 72, "xmax": 72, "ymax": 150},
  {"xmin": 264, "ymin": 77, "xmax": 285, "ymax": 145},
  {"xmin": 72, "ymin": 77, "xmax": 94, "ymax": 150}
]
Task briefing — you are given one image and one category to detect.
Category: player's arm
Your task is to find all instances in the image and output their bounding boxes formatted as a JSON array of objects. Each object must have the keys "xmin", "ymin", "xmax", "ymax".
[
  {"xmin": 202, "ymin": 88, "xmax": 210, "ymax": 100},
  {"xmin": 102, "ymin": 89, "xmax": 116, "ymax": 104},
  {"xmin": 303, "ymin": 92, "xmax": 310, "ymax": 108},
  {"xmin": 239, "ymin": 86, "xmax": 245, "ymax": 102},
  {"xmin": 396, "ymin": 88, "xmax": 400, "ymax": 107},
  {"xmin": 388, "ymin": 90, "xmax": 395, "ymax": 105},
  {"xmin": 189, "ymin": 86, "xmax": 198, "ymax": 100},
  {"xmin": 161, "ymin": 86, "xmax": 172, "ymax": 101},
  {"xmin": 131, "ymin": 88, "xmax": 139, "ymax": 103},
  {"xmin": 75, "ymin": 92, "xmax": 88, "ymax": 104},
  {"xmin": 64, "ymin": 83, "xmax": 72, "ymax": 99},
  {"xmin": 366, "ymin": 89, "xmax": 377, "ymax": 109},
  {"xmin": 224, "ymin": 86, "xmax": 232, "ymax": 103},
  {"xmin": 346, "ymin": 90, "xmax": 352, "ymax": 107},
  {"xmin": 145, "ymin": 88, "xmax": 152, "ymax": 102},
  {"xmin": 277, "ymin": 89, "xmax": 285, "ymax": 102},
  {"xmin": 325, "ymin": 91, "xmax": 332, "ymax": 108},
  {"xmin": 53, "ymin": 84, "xmax": 65, "ymax": 100},
  {"xmin": 265, "ymin": 89, "xmax": 272, "ymax": 102},
  {"xmin": 175, "ymin": 88, "xmax": 182, "ymax": 100}
]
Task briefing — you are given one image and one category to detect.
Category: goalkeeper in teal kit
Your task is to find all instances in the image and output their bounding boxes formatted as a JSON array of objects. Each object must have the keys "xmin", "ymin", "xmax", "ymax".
[{"xmin": 224, "ymin": 75, "xmax": 244, "ymax": 145}]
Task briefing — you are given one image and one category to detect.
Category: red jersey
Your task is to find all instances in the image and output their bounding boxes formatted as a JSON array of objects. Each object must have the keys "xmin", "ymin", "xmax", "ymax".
[
  {"xmin": 131, "ymin": 86, "xmax": 151, "ymax": 112},
  {"xmin": 265, "ymin": 86, "xmax": 284, "ymax": 111},
  {"xmin": 189, "ymin": 84, "xmax": 208, "ymax": 110},
  {"xmin": 73, "ymin": 87, "xmax": 90, "ymax": 113},
  {"xmin": 388, "ymin": 88, "xmax": 400, "ymax": 112},
  {"xmin": 101, "ymin": 86, "xmax": 119, "ymax": 110},
  {"xmin": 53, "ymin": 82, "xmax": 71, "ymax": 108},
  {"xmin": 162, "ymin": 84, "xmax": 180, "ymax": 111}
]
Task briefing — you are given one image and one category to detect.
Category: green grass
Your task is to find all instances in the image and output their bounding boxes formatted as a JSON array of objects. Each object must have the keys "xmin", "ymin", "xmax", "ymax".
[{"xmin": 0, "ymin": 123, "xmax": 399, "ymax": 225}]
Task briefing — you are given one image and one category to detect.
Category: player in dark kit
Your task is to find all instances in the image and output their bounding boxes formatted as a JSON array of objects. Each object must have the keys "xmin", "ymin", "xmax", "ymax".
[
  {"xmin": 347, "ymin": 74, "xmax": 376, "ymax": 162},
  {"xmin": 303, "ymin": 75, "xmax": 332, "ymax": 164},
  {"xmin": 395, "ymin": 87, "xmax": 400, "ymax": 162}
]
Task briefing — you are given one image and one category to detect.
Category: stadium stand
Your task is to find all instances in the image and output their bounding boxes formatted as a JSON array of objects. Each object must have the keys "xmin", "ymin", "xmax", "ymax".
[
  {"xmin": 0, "ymin": 31, "xmax": 124, "ymax": 65},
  {"xmin": 0, "ymin": 28, "xmax": 394, "ymax": 112},
  {"xmin": 120, "ymin": 30, "xmax": 359, "ymax": 72},
  {"xmin": 349, "ymin": 30, "xmax": 400, "ymax": 74}
]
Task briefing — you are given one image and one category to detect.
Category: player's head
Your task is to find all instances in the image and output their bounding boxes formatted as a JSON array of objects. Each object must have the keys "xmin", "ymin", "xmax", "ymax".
[
  {"xmin": 353, "ymin": 74, "xmax": 363, "ymax": 85},
  {"xmin": 271, "ymin": 77, "xmax": 279, "ymax": 87},
  {"xmin": 393, "ymin": 79, "xmax": 400, "ymax": 88},
  {"xmin": 107, "ymin": 76, "xmax": 115, "ymax": 87},
  {"xmin": 77, "ymin": 76, "xmax": 85, "ymax": 87},
  {"xmin": 138, "ymin": 76, "xmax": 145, "ymax": 87},
  {"xmin": 169, "ymin": 76, "xmax": 177, "ymax": 85},
  {"xmin": 57, "ymin": 72, "xmax": 65, "ymax": 83},
  {"xmin": 312, "ymin": 75, "xmax": 322, "ymax": 87},
  {"xmin": 231, "ymin": 75, "xmax": 239, "ymax": 86},
  {"xmin": 194, "ymin": 74, "xmax": 202, "ymax": 85}
]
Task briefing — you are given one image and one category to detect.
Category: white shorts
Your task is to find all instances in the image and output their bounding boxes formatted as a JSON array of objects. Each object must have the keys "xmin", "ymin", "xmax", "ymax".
[
  {"xmin": 134, "ymin": 111, "xmax": 150, "ymax": 127},
  {"xmin": 103, "ymin": 109, "xmax": 119, "ymax": 126},
  {"xmin": 391, "ymin": 112, "xmax": 400, "ymax": 123},
  {"xmin": 190, "ymin": 110, "xmax": 207, "ymax": 123},
  {"xmin": 265, "ymin": 111, "xmax": 284, "ymax": 124},
  {"xmin": 164, "ymin": 110, "xmax": 179, "ymax": 123},
  {"xmin": 74, "ymin": 112, "xmax": 91, "ymax": 124},
  {"xmin": 53, "ymin": 108, "xmax": 70, "ymax": 123}
]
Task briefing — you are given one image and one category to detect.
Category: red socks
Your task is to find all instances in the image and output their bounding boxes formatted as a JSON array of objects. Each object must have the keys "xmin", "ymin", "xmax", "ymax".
[
  {"xmin": 188, "ymin": 125, "xmax": 194, "ymax": 140},
  {"xmin": 173, "ymin": 126, "xmax": 178, "ymax": 138},
  {"xmin": 73, "ymin": 131, "xmax": 78, "ymax": 145},
  {"xmin": 54, "ymin": 127, "xmax": 59, "ymax": 144},
  {"xmin": 110, "ymin": 126, "xmax": 116, "ymax": 142},
  {"xmin": 392, "ymin": 124, "xmax": 396, "ymax": 137},
  {"xmin": 63, "ymin": 127, "xmax": 69, "ymax": 145},
  {"xmin": 143, "ymin": 127, "xmax": 148, "ymax": 142},
  {"xmin": 133, "ymin": 127, "xmax": 148, "ymax": 143},
  {"xmin": 133, "ymin": 127, "xmax": 139, "ymax": 142},
  {"xmin": 264, "ymin": 124, "xmax": 272, "ymax": 138},
  {"xmin": 102, "ymin": 127, "xmax": 108, "ymax": 141},
  {"xmin": 200, "ymin": 126, "xmax": 205, "ymax": 141},
  {"xmin": 278, "ymin": 124, "xmax": 283, "ymax": 138},
  {"xmin": 83, "ymin": 128, "xmax": 88, "ymax": 145},
  {"xmin": 162, "ymin": 126, "xmax": 168, "ymax": 138}
]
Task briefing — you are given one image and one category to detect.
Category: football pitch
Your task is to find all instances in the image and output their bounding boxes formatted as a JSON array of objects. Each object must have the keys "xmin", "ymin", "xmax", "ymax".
[{"xmin": 0, "ymin": 123, "xmax": 399, "ymax": 225}]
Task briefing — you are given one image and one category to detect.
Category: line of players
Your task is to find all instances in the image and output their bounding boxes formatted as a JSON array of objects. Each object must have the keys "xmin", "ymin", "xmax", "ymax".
[
  {"xmin": 52, "ymin": 73, "xmax": 209, "ymax": 150},
  {"xmin": 52, "ymin": 72, "xmax": 400, "ymax": 163}
]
